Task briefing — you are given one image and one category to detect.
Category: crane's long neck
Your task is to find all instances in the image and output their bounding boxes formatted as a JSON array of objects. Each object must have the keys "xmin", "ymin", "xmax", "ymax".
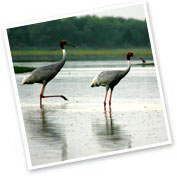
[
  {"xmin": 59, "ymin": 48, "xmax": 66, "ymax": 66},
  {"xmin": 62, "ymin": 49, "xmax": 66, "ymax": 61},
  {"xmin": 55, "ymin": 48, "xmax": 66, "ymax": 72},
  {"xmin": 126, "ymin": 60, "xmax": 131, "ymax": 73},
  {"xmin": 122, "ymin": 60, "xmax": 131, "ymax": 78}
]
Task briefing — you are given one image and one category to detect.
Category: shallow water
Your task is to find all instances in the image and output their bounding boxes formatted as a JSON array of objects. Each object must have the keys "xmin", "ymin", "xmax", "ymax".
[{"xmin": 15, "ymin": 60, "xmax": 168, "ymax": 166}]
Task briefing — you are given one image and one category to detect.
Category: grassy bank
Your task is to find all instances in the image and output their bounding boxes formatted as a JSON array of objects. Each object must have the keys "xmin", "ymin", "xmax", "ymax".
[
  {"xmin": 12, "ymin": 48, "xmax": 153, "ymax": 73},
  {"xmin": 14, "ymin": 66, "xmax": 36, "ymax": 73},
  {"xmin": 12, "ymin": 48, "xmax": 153, "ymax": 62},
  {"xmin": 12, "ymin": 48, "xmax": 152, "ymax": 57},
  {"xmin": 14, "ymin": 62, "xmax": 154, "ymax": 74}
]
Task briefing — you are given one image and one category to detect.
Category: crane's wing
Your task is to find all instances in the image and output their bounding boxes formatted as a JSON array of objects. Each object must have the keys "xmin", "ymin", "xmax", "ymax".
[
  {"xmin": 22, "ymin": 63, "xmax": 62, "ymax": 85},
  {"xmin": 97, "ymin": 71, "xmax": 122, "ymax": 85},
  {"xmin": 32, "ymin": 63, "xmax": 61, "ymax": 83},
  {"xmin": 91, "ymin": 70, "xmax": 123, "ymax": 87}
]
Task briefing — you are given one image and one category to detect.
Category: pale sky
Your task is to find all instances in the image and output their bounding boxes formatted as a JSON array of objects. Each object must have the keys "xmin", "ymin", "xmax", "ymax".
[{"xmin": 88, "ymin": 4, "xmax": 145, "ymax": 20}]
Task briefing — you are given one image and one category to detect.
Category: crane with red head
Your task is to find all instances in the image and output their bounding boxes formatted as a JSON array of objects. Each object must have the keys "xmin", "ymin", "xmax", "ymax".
[
  {"xmin": 90, "ymin": 52, "xmax": 134, "ymax": 108},
  {"xmin": 21, "ymin": 40, "xmax": 75, "ymax": 109}
]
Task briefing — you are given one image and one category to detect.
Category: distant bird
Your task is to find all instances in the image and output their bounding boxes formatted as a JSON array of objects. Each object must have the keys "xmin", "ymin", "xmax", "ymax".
[
  {"xmin": 139, "ymin": 56, "xmax": 146, "ymax": 64},
  {"xmin": 90, "ymin": 52, "xmax": 134, "ymax": 107},
  {"xmin": 21, "ymin": 40, "xmax": 75, "ymax": 109}
]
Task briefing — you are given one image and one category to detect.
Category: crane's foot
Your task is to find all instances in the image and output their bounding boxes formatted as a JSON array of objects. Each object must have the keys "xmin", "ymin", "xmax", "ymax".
[
  {"xmin": 41, "ymin": 95, "xmax": 69, "ymax": 101},
  {"xmin": 39, "ymin": 94, "xmax": 68, "ymax": 109},
  {"xmin": 60, "ymin": 95, "xmax": 68, "ymax": 101}
]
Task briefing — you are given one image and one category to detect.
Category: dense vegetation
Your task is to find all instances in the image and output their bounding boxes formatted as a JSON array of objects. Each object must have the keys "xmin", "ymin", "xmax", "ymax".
[
  {"xmin": 7, "ymin": 16, "xmax": 150, "ymax": 49},
  {"xmin": 14, "ymin": 66, "xmax": 35, "ymax": 73}
]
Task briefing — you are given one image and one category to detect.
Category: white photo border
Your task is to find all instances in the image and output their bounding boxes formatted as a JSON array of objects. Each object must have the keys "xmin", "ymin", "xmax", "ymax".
[{"xmin": 2, "ymin": 1, "xmax": 172, "ymax": 170}]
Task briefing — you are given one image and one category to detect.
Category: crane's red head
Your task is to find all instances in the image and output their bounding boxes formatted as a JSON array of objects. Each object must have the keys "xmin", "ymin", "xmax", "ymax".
[
  {"xmin": 60, "ymin": 40, "xmax": 75, "ymax": 49},
  {"xmin": 127, "ymin": 52, "xmax": 134, "ymax": 60},
  {"xmin": 60, "ymin": 40, "xmax": 67, "ymax": 49}
]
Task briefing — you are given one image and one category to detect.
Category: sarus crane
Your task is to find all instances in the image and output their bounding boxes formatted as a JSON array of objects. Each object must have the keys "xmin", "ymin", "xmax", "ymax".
[
  {"xmin": 90, "ymin": 52, "xmax": 134, "ymax": 107},
  {"xmin": 21, "ymin": 40, "xmax": 75, "ymax": 109}
]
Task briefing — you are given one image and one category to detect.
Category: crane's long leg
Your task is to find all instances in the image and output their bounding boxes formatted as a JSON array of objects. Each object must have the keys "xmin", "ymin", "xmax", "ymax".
[
  {"xmin": 40, "ymin": 84, "xmax": 68, "ymax": 109},
  {"xmin": 109, "ymin": 89, "xmax": 113, "ymax": 106},
  {"xmin": 109, "ymin": 106, "xmax": 113, "ymax": 127},
  {"xmin": 40, "ymin": 84, "xmax": 45, "ymax": 109},
  {"xmin": 104, "ymin": 90, "xmax": 108, "ymax": 108}
]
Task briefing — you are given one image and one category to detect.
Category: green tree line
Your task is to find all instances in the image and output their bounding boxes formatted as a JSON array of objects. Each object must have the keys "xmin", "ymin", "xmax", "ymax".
[{"xmin": 7, "ymin": 16, "xmax": 150, "ymax": 49}]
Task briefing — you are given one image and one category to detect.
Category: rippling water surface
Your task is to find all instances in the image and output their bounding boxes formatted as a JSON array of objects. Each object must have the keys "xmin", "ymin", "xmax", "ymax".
[{"xmin": 15, "ymin": 60, "xmax": 168, "ymax": 167}]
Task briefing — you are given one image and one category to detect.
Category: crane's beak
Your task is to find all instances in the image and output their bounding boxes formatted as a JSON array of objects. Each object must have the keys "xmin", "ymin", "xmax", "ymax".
[
  {"xmin": 67, "ymin": 43, "xmax": 75, "ymax": 48},
  {"xmin": 133, "ymin": 55, "xmax": 146, "ymax": 63}
]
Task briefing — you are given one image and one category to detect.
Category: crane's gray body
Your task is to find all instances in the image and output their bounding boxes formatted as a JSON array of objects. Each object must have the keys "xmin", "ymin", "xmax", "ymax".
[
  {"xmin": 23, "ymin": 60, "xmax": 65, "ymax": 85},
  {"xmin": 91, "ymin": 61, "xmax": 131, "ymax": 91},
  {"xmin": 21, "ymin": 50, "xmax": 66, "ymax": 86}
]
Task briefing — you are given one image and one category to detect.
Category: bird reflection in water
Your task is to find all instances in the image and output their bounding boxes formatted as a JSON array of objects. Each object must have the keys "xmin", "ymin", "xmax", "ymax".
[
  {"xmin": 92, "ymin": 106, "xmax": 131, "ymax": 151},
  {"xmin": 40, "ymin": 107, "xmax": 45, "ymax": 122},
  {"xmin": 104, "ymin": 105, "xmax": 113, "ymax": 128},
  {"xmin": 40, "ymin": 106, "xmax": 68, "ymax": 161},
  {"xmin": 24, "ymin": 106, "xmax": 68, "ymax": 164}
]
